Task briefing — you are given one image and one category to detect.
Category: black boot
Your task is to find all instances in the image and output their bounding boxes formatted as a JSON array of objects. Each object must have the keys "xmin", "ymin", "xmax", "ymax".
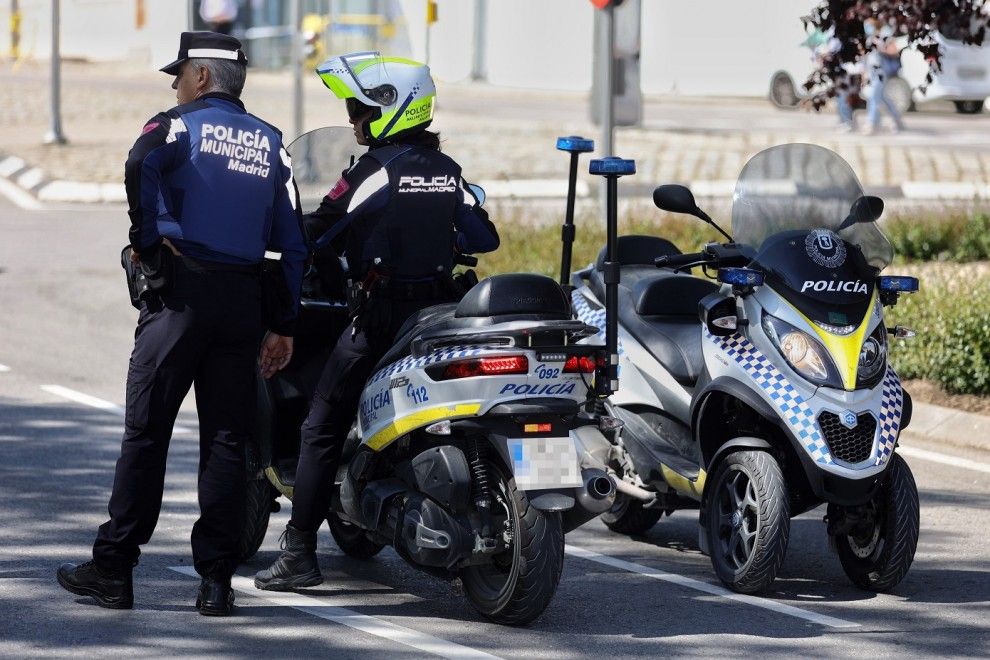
[
  {"xmin": 196, "ymin": 573, "xmax": 234, "ymax": 616},
  {"xmin": 254, "ymin": 524, "xmax": 322, "ymax": 591},
  {"xmin": 57, "ymin": 560, "xmax": 133, "ymax": 609}
]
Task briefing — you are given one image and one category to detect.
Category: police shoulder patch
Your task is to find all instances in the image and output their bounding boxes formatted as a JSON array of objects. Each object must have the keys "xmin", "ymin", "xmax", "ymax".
[
  {"xmin": 141, "ymin": 121, "xmax": 161, "ymax": 136},
  {"xmin": 327, "ymin": 177, "xmax": 350, "ymax": 200}
]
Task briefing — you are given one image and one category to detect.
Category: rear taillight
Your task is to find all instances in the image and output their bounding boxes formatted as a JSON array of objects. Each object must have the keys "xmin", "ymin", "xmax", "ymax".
[
  {"xmin": 440, "ymin": 355, "xmax": 529, "ymax": 380},
  {"xmin": 563, "ymin": 355, "xmax": 597, "ymax": 373}
]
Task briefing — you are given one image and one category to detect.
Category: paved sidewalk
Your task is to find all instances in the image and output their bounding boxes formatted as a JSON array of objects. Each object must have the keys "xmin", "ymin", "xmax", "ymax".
[{"xmin": 3, "ymin": 61, "xmax": 990, "ymax": 204}]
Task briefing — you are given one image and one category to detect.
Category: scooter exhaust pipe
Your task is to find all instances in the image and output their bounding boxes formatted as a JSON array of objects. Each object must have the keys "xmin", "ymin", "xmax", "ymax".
[
  {"xmin": 563, "ymin": 468, "xmax": 617, "ymax": 533},
  {"xmin": 607, "ymin": 470, "xmax": 655, "ymax": 502}
]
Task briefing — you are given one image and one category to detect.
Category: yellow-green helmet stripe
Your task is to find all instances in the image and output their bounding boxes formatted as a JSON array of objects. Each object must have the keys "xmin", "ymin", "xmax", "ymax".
[
  {"xmin": 369, "ymin": 94, "xmax": 435, "ymax": 139},
  {"xmin": 317, "ymin": 72, "xmax": 355, "ymax": 99}
]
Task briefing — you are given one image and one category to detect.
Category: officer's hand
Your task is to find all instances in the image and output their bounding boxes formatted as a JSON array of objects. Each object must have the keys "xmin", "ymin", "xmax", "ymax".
[
  {"xmin": 129, "ymin": 249, "xmax": 141, "ymax": 265},
  {"xmin": 260, "ymin": 332, "xmax": 294, "ymax": 379}
]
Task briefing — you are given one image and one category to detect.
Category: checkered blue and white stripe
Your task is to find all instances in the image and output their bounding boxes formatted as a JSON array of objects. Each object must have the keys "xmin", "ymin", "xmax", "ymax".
[
  {"xmin": 368, "ymin": 345, "xmax": 488, "ymax": 385},
  {"xmin": 875, "ymin": 366, "xmax": 903, "ymax": 466},
  {"xmin": 707, "ymin": 331, "xmax": 833, "ymax": 465},
  {"xmin": 571, "ymin": 289, "xmax": 605, "ymax": 338}
]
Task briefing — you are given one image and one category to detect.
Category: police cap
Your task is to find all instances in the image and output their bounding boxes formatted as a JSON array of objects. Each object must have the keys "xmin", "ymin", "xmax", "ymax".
[{"xmin": 160, "ymin": 31, "xmax": 248, "ymax": 76}]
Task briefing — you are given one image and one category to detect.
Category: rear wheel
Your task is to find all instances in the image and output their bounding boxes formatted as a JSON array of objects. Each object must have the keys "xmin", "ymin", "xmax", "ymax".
[
  {"xmin": 240, "ymin": 429, "xmax": 273, "ymax": 563},
  {"xmin": 239, "ymin": 477, "xmax": 273, "ymax": 562},
  {"xmin": 327, "ymin": 513, "xmax": 385, "ymax": 559},
  {"xmin": 461, "ymin": 464, "xmax": 564, "ymax": 626},
  {"xmin": 769, "ymin": 71, "xmax": 799, "ymax": 109},
  {"xmin": 601, "ymin": 493, "xmax": 664, "ymax": 535},
  {"xmin": 831, "ymin": 453, "xmax": 919, "ymax": 591},
  {"xmin": 954, "ymin": 99, "xmax": 985, "ymax": 114},
  {"xmin": 705, "ymin": 450, "xmax": 789, "ymax": 594}
]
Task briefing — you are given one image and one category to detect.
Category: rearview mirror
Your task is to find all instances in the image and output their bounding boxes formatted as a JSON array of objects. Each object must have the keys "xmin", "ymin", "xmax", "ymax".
[
  {"xmin": 839, "ymin": 195, "xmax": 884, "ymax": 230},
  {"xmin": 653, "ymin": 184, "xmax": 701, "ymax": 216},
  {"xmin": 468, "ymin": 183, "xmax": 486, "ymax": 207}
]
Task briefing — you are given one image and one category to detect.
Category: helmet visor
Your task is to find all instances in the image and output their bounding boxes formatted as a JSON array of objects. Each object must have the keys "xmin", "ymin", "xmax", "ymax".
[{"xmin": 339, "ymin": 51, "xmax": 398, "ymax": 106}]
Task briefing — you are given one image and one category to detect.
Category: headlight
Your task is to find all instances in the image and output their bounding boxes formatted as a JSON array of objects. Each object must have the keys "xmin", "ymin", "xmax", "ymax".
[
  {"xmin": 856, "ymin": 325, "xmax": 887, "ymax": 387},
  {"xmin": 762, "ymin": 314, "xmax": 842, "ymax": 388}
]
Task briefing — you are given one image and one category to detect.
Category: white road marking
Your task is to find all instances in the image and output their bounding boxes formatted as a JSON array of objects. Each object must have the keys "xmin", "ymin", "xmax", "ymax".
[
  {"xmin": 40, "ymin": 385, "xmax": 193, "ymax": 435},
  {"xmin": 898, "ymin": 446, "xmax": 990, "ymax": 475},
  {"xmin": 169, "ymin": 566, "xmax": 501, "ymax": 659},
  {"xmin": 0, "ymin": 363, "xmax": 10, "ymax": 372},
  {"xmin": 565, "ymin": 545, "xmax": 860, "ymax": 629},
  {"xmin": 0, "ymin": 175, "xmax": 43, "ymax": 210}
]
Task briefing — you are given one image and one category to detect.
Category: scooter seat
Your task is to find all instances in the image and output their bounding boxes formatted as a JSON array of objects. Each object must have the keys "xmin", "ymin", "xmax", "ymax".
[
  {"xmin": 373, "ymin": 274, "xmax": 574, "ymax": 372},
  {"xmin": 617, "ymin": 277, "xmax": 717, "ymax": 386},
  {"xmin": 374, "ymin": 303, "xmax": 459, "ymax": 372}
]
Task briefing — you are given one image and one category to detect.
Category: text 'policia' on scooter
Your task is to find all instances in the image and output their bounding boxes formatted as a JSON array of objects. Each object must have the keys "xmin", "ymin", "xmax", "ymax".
[{"xmin": 568, "ymin": 142, "xmax": 920, "ymax": 595}]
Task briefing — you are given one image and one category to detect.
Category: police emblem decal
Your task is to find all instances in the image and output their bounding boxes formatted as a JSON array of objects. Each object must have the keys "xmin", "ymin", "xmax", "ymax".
[
  {"xmin": 805, "ymin": 229, "xmax": 847, "ymax": 269},
  {"xmin": 840, "ymin": 410, "xmax": 858, "ymax": 429}
]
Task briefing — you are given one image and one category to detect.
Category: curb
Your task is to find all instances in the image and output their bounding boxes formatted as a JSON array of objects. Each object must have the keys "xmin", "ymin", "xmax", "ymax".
[
  {"xmin": 0, "ymin": 153, "xmax": 126, "ymax": 205},
  {"xmin": 3, "ymin": 151, "xmax": 990, "ymax": 205},
  {"xmin": 901, "ymin": 400, "xmax": 990, "ymax": 455}
]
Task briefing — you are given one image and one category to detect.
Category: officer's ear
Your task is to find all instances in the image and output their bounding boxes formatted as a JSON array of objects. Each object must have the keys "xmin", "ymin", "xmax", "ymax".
[{"xmin": 194, "ymin": 64, "xmax": 211, "ymax": 95}]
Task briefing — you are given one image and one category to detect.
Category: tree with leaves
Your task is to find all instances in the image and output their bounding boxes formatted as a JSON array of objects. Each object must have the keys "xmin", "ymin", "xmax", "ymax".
[{"xmin": 803, "ymin": 0, "xmax": 989, "ymax": 108}]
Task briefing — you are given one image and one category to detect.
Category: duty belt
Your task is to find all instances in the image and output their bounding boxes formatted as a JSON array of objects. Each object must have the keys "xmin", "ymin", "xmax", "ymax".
[{"xmin": 176, "ymin": 255, "xmax": 261, "ymax": 275}]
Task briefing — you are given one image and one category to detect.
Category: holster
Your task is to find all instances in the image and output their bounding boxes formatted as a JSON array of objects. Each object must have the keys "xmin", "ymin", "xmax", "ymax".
[{"xmin": 120, "ymin": 245, "xmax": 172, "ymax": 309}]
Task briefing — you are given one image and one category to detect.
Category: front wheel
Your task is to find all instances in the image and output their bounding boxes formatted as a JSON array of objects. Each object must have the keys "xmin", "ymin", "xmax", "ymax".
[
  {"xmin": 461, "ymin": 465, "xmax": 564, "ymax": 626},
  {"xmin": 831, "ymin": 453, "xmax": 919, "ymax": 592},
  {"xmin": 705, "ymin": 450, "xmax": 790, "ymax": 594}
]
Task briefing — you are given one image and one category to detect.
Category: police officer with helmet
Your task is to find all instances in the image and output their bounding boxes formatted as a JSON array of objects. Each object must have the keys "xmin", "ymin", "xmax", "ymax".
[
  {"xmin": 57, "ymin": 32, "xmax": 307, "ymax": 616},
  {"xmin": 255, "ymin": 52, "xmax": 499, "ymax": 590}
]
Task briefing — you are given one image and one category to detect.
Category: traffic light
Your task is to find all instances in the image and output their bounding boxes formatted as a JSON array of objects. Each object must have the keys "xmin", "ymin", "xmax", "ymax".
[{"xmin": 590, "ymin": 0, "xmax": 624, "ymax": 8}]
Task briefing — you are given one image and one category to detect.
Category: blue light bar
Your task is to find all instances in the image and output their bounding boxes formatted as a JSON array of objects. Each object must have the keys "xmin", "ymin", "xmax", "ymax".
[
  {"xmin": 556, "ymin": 136, "xmax": 594, "ymax": 153},
  {"xmin": 589, "ymin": 157, "xmax": 636, "ymax": 176},
  {"xmin": 718, "ymin": 267, "xmax": 765, "ymax": 287},
  {"xmin": 879, "ymin": 276, "xmax": 919, "ymax": 293}
]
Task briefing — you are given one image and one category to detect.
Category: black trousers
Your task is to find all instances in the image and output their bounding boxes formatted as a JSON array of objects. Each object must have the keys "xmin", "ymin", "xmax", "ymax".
[
  {"xmin": 290, "ymin": 298, "xmax": 441, "ymax": 532},
  {"xmin": 93, "ymin": 261, "xmax": 263, "ymax": 577}
]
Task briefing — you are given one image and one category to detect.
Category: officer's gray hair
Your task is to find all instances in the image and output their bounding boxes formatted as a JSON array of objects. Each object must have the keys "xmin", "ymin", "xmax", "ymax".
[{"xmin": 189, "ymin": 57, "xmax": 247, "ymax": 98}]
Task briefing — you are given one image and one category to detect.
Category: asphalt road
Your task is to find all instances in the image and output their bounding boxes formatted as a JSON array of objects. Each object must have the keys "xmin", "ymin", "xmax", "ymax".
[{"xmin": 1, "ymin": 198, "xmax": 988, "ymax": 658}]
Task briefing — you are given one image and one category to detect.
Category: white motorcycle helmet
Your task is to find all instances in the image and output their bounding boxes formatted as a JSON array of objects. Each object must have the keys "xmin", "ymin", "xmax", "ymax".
[{"xmin": 316, "ymin": 51, "xmax": 436, "ymax": 144}]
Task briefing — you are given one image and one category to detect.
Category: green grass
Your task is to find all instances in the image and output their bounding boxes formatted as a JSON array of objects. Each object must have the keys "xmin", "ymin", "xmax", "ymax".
[
  {"xmin": 478, "ymin": 204, "xmax": 723, "ymax": 279},
  {"xmin": 886, "ymin": 267, "xmax": 990, "ymax": 396},
  {"xmin": 885, "ymin": 212, "xmax": 990, "ymax": 263}
]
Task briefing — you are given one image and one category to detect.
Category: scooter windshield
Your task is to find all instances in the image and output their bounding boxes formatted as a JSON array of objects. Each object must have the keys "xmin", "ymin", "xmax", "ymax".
[
  {"xmin": 731, "ymin": 144, "xmax": 893, "ymax": 270},
  {"xmin": 286, "ymin": 126, "xmax": 362, "ymax": 209}
]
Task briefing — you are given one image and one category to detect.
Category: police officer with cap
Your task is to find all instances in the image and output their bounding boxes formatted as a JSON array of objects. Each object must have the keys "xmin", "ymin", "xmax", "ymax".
[{"xmin": 57, "ymin": 31, "xmax": 307, "ymax": 616}]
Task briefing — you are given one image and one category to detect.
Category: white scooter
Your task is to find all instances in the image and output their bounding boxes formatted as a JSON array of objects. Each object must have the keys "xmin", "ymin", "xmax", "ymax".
[
  {"xmin": 243, "ymin": 128, "xmax": 639, "ymax": 624},
  {"xmin": 569, "ymin": 143, "xmax": 921, "ymax": 594}
]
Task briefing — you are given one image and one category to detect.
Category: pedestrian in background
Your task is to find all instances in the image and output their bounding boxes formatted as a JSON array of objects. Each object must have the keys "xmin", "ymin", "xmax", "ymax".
[
  {"xmin": 820, "ymin": 35, "xmax": 863, "ymax": 133},
  {"xmin": 199, "ymin": 0, "xmax": 239, "ymax": 35},
  {"xmin": 864, "ymin": 17, "xmax": 906, "ymax": 134},
  {"xmin": 56, "ymin": 31, "xmax": 307, "ymax": 617}
]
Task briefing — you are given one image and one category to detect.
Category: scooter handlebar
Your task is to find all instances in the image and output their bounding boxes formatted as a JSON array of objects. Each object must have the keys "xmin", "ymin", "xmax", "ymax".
[
  {"xmin": 454, "ymin": 253, "xmax": 479, "ymax": 267},
  {"xmin": 655, "ymin": 252, "xmax": 706, "ymax": 269}
]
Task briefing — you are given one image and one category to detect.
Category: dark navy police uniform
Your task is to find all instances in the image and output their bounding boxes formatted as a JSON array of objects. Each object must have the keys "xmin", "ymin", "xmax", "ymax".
[
  {"xmin": 93, "ymin": 91, "xmax": 307, "ymax": 577},
  {"xmin": 289, "ymin": 137, "xmax": 499, "ymax": 531}
]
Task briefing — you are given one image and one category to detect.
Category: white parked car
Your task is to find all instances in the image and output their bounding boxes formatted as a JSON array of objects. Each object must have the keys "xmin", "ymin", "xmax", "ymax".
[
  {"xmin": 770, "ymin": 28, "xmax": 990, "ymax": 114},
  {"xmin": 900, "ymin": 26, "xmax": 990, "ymax": 113}
]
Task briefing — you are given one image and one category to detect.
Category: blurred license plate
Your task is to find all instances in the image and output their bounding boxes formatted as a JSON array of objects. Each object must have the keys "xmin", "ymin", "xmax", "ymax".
[{"xmin": 508, "ymin": 436, "xmax": 582, "ymax": 489}]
